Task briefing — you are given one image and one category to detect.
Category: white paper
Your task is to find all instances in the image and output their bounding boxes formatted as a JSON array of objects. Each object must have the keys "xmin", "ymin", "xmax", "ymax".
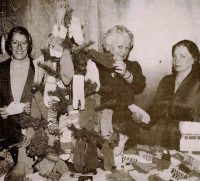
[
  {"xmin": 128, "ymin": 104, "xmax": 150, "ymax": 124},
  {"xmin": 5, "ymin": 102, "xmax": 25, "ymax": 115}
]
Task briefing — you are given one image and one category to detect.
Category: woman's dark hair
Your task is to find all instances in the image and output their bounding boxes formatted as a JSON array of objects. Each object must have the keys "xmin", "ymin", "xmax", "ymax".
[
  {"xmin": 5, "ymin": 26, "xmax": 32, "ymax": 56},
  {"xmin": 172, "ymin": 40, "xmax": 200, "ymax": 63}
]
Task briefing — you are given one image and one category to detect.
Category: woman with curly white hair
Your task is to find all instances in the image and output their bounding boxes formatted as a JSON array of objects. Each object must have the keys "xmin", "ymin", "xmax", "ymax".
[{"xmin": 94, "ymin": 25, "xmax": 146, "ymax": 149}]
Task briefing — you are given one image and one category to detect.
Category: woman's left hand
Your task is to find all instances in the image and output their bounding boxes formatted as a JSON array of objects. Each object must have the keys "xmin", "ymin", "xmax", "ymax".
[
  {"xmin": 113, "ymin": 60, "xmax": 127, "ymax": 76},
  {"xmin": 24, "ymin": 102, "xmax": 31, "ymax": 114}
]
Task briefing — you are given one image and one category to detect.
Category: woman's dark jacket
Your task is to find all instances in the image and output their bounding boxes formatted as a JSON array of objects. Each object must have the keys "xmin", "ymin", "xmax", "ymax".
[
  {"xmin": 0, "ymin": 58, "xmax": 34, "ymax": 147},
  {"xmin": 147, "ymin": 64, "xmax": 200, "ymax": 149}
]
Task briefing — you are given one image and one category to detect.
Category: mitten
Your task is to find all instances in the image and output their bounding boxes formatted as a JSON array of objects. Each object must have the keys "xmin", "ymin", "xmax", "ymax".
[
  {"xmin": 113, "ymin": 134, "xmax": 128, "ymax": 169},
  {"xmin": 69, "ymin": 16, "xmax": 84, "ymax": 45},
  {"xmin": 33, "ymin": 55, "xmax": 45, "ymax": 84},
  {"xmin": 32, "ymin": 91, "xmax": 48, "ymax": 120},
  {"xmin": 60, "ymin": 49, "xmax": 74, "ymax": 85},
  {"xmin": 100, "ymin": 109, "xmax": 113, "ymax": 137},
  {"xmin": 52, "ymin": 158, "xmax": 68, "ymax": 175},
  {"xmin": 72, "ymin": 75, "xmax": 85, "ymax": 110},
  {"xmin": 73, "ymin": 139, "xmax": 86, "ymax": 173},
  {"xmin": 102, "ymin": 142, "xmax": 114, "ymax": 171},
  {"xmin": 59, "ymin": 114, "xmax": 73, "ymax": 157},
  {"xmin": 79, "ymin": 97, "xmax": 96, "ymax": 131},
  {"xmin": 88, "ymin": 49, "xmax": 114, "ymax": 69},
  {"xmin": 35, "ymin": 154, "xmax": 58, "ymax": 176},
  {"xmin": 50, "ymin": 44, "xmax": 64, "ymax": 58},
  {"xmin": 67, "ymin": 107, "xmax": 80, "ymax": 129},
  {"xmin": 84, "ymin": 142, "xmax": 98, "ymax": 172},
  {"xmin": 85, "ymin": 60, "xmax": 100, "ymax": 91},
  {"xmin": 52, "ymin": 24, "xmax": 67, "ymax": 39}
]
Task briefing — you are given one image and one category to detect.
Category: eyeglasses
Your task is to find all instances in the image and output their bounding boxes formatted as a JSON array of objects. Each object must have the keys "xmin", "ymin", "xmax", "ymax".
[{"xmin": 11, "ymin": 40, "xmax": 28, "ymax": 49}]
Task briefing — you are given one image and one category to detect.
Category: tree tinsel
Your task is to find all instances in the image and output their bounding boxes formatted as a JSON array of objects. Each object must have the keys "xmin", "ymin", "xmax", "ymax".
[
  {"xmin": 70, "ymin": 41, "xmax": 94, "ymax": 75},
  {"xmin": 38, "ymin": 62, "xmax": 60, "ymax": 79},
  {"xmin": 48, "ymin": 86, "xmax": 71, "ymax": 115},
  {"xmin": 17, "ymin": 113, "xmax": 48, "ymax": 130}
]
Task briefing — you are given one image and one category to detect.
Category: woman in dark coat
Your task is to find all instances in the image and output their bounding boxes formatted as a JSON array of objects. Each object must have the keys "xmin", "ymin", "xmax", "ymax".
[
  {"xmin": 139, "ymin": 40, "xmax": 200, "ymax": 150},
  {"xmin": 94, "ymin": 25, "xmax": 146, "ymax": 148},
  {"xmin": 0, "ymin": 26, "xmax": 34, "ymax": 162}
]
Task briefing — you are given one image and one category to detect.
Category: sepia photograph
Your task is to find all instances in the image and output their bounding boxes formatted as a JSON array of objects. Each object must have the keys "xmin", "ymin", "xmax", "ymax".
[{"xmin": 0, "ymin": 0, "xmax": 200, "ymax": 180}]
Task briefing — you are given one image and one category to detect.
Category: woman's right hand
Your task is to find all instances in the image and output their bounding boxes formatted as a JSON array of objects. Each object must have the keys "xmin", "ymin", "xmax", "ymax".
[
  {"xmin": 0, "ymin": 107, "xmax": 8, "ymax": 119},
  {"xmin": 131, "ymin": 111, "xmax": 143, "ymax": 124}
]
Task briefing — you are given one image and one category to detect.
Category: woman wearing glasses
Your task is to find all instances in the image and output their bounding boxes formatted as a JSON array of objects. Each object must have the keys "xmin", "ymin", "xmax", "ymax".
[{"xmin": 0, "ymin": 26, "xmax": 34, "ymax": 163}]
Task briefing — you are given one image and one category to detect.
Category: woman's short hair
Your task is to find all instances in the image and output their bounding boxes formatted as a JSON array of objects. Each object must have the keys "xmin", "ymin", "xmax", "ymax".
[
  {"xmin": 172, "ymin": 40, "xmax": 200, "ymax": 63},
  {"xmin": 102, "ymin": 25, "xmax": 134, "ymax": 51},
  {"xmin": 5, "ymin": 26, "xmax": 32, "ymax": 56}
]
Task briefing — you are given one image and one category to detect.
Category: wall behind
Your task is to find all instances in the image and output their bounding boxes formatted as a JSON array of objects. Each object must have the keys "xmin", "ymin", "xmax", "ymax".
[
  {"xmin": 17, "ymin": 0, "xmax": 200, "ymax": 108},
  {"xmin": 99, "ymin": 0, "xmax": 200, "ymax": 108}
]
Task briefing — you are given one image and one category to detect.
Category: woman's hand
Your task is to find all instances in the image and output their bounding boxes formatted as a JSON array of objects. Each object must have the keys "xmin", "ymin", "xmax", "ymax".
[
  {"xmin": 131, "ymin": 112, "xmax": 143, "ymax": 124},
  {"xmin": 24, "ymin": 102, "xmax": 31, "ymax": 114},
  {"xmin": 113, "ymin": 60, "xmax": 127, "ymax": 76},
  {"xmin": 0, "ymin": 106, "xmax": 8, "ymax": 119}
]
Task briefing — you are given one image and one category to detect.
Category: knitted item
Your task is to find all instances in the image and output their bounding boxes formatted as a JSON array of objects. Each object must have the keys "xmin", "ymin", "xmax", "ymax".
[
  {"xmin": 35, "ymin": 154, "xmax": 58, "ymax": 177},
  {"xmin": 33, "ymin": 55, "xmax": 45, "ymax": 84},
  {"xmin": 60, "ymin": 49, "xmax": 74, "ymax": 86},
  {"xmin": 73, "ymin": 139, "xmax": 86, "ymax": 173},
  {"xmin": 79, "ymin": 97, "xmax": 96, "ymax": 131},
  {"xmin": 102, "ymin": 142, "xmax": 114, "ymax": 171},
  {"xmin": 25, "ymin": 172, "xmax": 47, "ymax": 181},
  {"xmin": 106, "ymin": 170, "xmax": 134, "ymax": 181},
  {"xmin": 69, "ymin": 16, "xmax": 84, "ymax": 45},
  {"xmin": 48, "ymin": 108, "xmax": 59, "ymax": 134},
  {"xmin": 73, "ymin": 139, "xmax": 98, "ymax": 173},
  {"xmin": 88, "ymin": 49, "xmax": 114, "ymax": 69},
  {"xmin": 52, "ymin": 158, "xmax": 68, "ymax": 175},
  {"xmin": 85, "ymin": 60, "xmax": 100, "ymax": 92},
  {"xmin": 50, "ymin": 44, "xmax": 64, "ymax": 58},
  {"xmin": 31, "ymin": 97, "xmax": 41, "ymax": 119},
  {"xmin": 17, "ymin": 147, "xmax": 33, "ymax": 174},
  {"xmin": 59, "ymin": 114, "xmax": 73, "ymax": 155},
  {"xmin": 113, "ymin": 134, "xmax": 128, "ymax": 169},
  {"xmin": 148, "ymin": 174, "xmax": 166, "ymax": 181},
  {"xmin": 32, "ymin": 91, "xmax": 48, "ymax": 120},
  {"xmin": 152, "ymin": 157, "xmax": 171, "ymax": 171},
  {"xmin": 59, "ymin": 108, "xmax": 80, "ymax": 156},
  {"xmin": 84, "ymin": 142, "xmax": 98, "ymax": 172},
  {"xmin": 52, "ymin": 24, "xmax": 67, "ymax": 40},
  {"xmin": 73, "ymin": 75, "xmax": 85, "ymax": 110},
  {"xmin": 44, "ymin": 75, "xmax": 57, "ymax": 108},
  {"xmin": 100, "ymin": 109, "xmax": 113, "ymax": 137}
]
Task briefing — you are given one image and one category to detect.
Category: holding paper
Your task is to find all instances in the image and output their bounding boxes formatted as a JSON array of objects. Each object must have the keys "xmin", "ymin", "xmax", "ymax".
[
  {"xmin": 128, "ymin": 104, "xmax": 150, "ymax": 124},
  {"xmin": 5, "ymin": 102, "xmax": 25, "ymax": 116}
]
